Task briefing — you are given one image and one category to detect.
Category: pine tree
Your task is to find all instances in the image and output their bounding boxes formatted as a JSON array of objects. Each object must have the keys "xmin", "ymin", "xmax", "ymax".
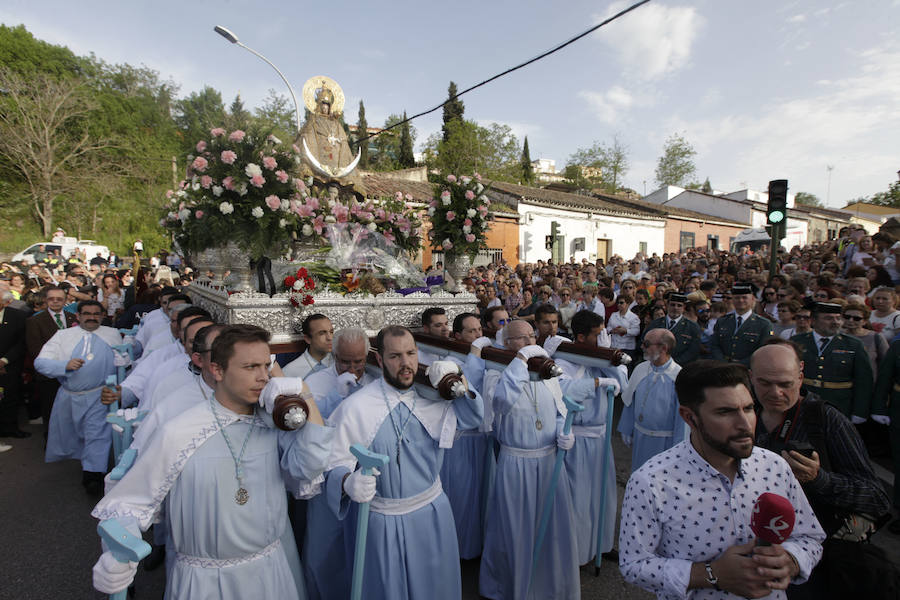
[
  {"xmin": 442, "ymin": 81, "xmax": 465, "ymax": 142},
  {"xmin": 226, "ymin": 94, "xmax": 251, "ymax": 130},
  {"xmin": 521, "ymin": 136, "xmax": 534, "ymax": 183},
  {"xmin": 357, "ymin": 100, "xmax": 369, "ymax": 168},
  {"xmin": 398, "ymin": 111, "xmax": 415, "ymax": 168}
]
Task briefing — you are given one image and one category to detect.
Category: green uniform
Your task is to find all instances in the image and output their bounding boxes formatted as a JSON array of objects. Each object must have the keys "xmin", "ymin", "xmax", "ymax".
[
  {"xmin": 791, "ymin": 332, "xmax": 873, "ymax": 420},
  {"xmin": 710, "ymin": 312, "xmax": 773, "ymax": 366},
  {"xmin": 873, "ymin": 340, "xmax": 900, "ymax": 507},
  {"xmin": 645, "ymin": 316, "xmax": 703, "ymax": 365}
]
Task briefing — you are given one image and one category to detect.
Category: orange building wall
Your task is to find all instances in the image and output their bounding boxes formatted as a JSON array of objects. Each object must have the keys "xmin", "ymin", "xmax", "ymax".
[
  {"xmin": 664, "ymin": 218, "xmax": 747, "ymax": 253},
  {"xmin": 420, "ymin": 215, "xmax": 520, "ymax": 268}
]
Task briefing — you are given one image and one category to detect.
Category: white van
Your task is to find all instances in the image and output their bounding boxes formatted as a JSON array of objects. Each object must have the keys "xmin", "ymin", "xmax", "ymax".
[{"xmin": 12, "ymin": 237, "xmax": 110, "ymax": 265}]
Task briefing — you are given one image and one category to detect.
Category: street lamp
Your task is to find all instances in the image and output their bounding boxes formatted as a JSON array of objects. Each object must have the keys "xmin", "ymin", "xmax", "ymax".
[{"xmin": 213, "ymin": 25, "xmax": 302, "ymax": 139}]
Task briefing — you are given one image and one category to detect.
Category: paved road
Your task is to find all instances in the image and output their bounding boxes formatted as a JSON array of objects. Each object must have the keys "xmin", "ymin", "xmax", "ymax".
[
  {"xmin": 0, "ymin": 412, "xmax": 651, "ymax": 600},
  {"xmin": 2, "ymin": 407, "xmax": 897, "ymax": 599}
]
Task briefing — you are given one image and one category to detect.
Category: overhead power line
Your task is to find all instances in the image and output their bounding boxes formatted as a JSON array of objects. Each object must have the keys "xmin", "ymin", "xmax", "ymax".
[{"xmin": 356, "ymin": 0, "xmax": 651, "ymax": 143}]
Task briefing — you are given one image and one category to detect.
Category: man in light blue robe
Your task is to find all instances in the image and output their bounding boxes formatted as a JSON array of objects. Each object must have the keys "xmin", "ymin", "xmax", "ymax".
[
  {"xmin": 36, "ymin": 300, "xmax": 123, "ymax": 495},
  {"xmin": 425, "ymin": 311, "xmax": 494, "ymax": 560},
  {"xmin": 132, "ymin": 287, "xmax": 178, "ymax": 350},
  {"xmin": 479, "ymin": 319, "xmax": 583, "ymax": 600},
  {"xmin": 141, "ymin": 313, "xmax": 213, "ymax": 412},
  {"xmin": 91, "ymin": 325, "xmax": 333, "ymax": 600},
  {"xmin": 322, "ymin": 325, "xmax": 484, "ymax": 600},
  {"xmin": 302, "ymin": 327, "xmax": 374, "ymax": 600},
  {"xmin": 550, "ymin": 309, "xmax": 625, "ymax": 565},
  {"xmin": 617, "ymin": 327, "xmax": 687, "ymax": 473}
]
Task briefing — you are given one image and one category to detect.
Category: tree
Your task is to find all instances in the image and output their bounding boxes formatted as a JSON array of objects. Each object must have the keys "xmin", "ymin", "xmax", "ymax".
[
  {"xmin": 563, "ymin": 164, "xmax": 591, "ymax": 190},
  {"xmin": 654, "ymin": 133, "xmax": 697, "ymax": 188},
  {"xmin": 370, "ymin": 113, "xmax": 417, "ymax": 171},
  {"xmin": 424, "ymin": 119, "xmax": 520, "ymax": 181},
  {"xmin": 701, "ymin": 177, "xmax": 712, "ymax": 193},
  {"xmin": 442, "ymin": 81, "xmax": 465, "ymax": 142},
  {"xmin": 174, "ymin": 86, "xmax": 225, "ymax": 151},
  {"xmin": 0, "ymin": 67, "xmax": 116, "ymax": 237},
  {"xmin": 398, "ymin": 111, "xmax": 415, "ymax": 168},
  {"xmin": 521, "ymin": 136, "xmax": 534, "ymax": 184},
  {"xmin": 253, "ymin": 90, "xmax": 294, "ymax": 138},
  {"xmin": 356, "ymin": 100, "xmax": 369, "ymax": 168},
  {"xmin": 794, "ymin": 191, "xmax": 823, "ymax": 207},
  {"xmin": 867, "ymin": 181, "xmax": 900, "ymax": 208},
  {"xmin": 567, "ymin": 134, "xmax": 630, "ymax": 193}
]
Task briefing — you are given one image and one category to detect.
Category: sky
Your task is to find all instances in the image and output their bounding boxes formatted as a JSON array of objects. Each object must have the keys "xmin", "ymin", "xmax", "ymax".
[{"xmin": 2, "ymin": 0, "xmax": 899, "ymax": 208}]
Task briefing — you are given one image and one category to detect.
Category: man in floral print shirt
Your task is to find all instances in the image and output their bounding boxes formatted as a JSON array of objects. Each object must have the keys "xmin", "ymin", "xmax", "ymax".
[{"xmin": 619, "ymin": 360, "xmax": 824, "ymax": 599}]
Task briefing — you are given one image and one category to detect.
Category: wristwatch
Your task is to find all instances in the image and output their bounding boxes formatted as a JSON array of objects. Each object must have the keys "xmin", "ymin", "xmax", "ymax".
[{"xmin": 704, "ymin": 562, "xmax": 721, "ymax": 591}]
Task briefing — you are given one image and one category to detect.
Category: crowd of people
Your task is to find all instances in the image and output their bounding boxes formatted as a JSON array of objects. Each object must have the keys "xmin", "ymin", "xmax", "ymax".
[{"xmin": 0, "ymin": 222, "xmax": 898, "ymax": 599}]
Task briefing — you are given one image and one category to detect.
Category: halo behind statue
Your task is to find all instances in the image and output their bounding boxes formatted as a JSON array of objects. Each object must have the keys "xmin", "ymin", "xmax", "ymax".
[{"xmin": 303, "ymin": 76, "xmax": 345, "ymax": 116}]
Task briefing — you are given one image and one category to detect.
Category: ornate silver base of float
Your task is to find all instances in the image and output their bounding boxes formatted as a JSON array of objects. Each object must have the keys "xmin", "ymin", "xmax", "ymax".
[{"xmin": 186, "ymin": 280, "xmax": 477, "ymax": 344}]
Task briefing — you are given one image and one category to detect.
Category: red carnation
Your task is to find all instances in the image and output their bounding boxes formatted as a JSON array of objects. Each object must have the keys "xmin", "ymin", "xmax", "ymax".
[
  {"xmin": 304, "ymin": 277, "xmax": 315, "ymax": 290},
  {"xmin": 284, "ymin": 275, "xmax": 296, "ymax": 288},
  {"xmin": 289, "ymin": 296, "xmax": 300, "ymax": 308},
  {"xmin": 296, "ymin": 267, "xmax": 309, "ymax": 278},
  {"xmin": 301, "ymin": 295, "xmax": 314, "ymax": 306}
]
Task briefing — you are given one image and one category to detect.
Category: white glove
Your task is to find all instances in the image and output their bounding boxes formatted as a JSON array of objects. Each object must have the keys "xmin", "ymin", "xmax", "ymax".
[
  {"xmin": 124, "ymin": 407, "xmax": 139, "ymax": 422},
  {"xmin": 471, "ymin": 336, "xmax": 493, "ymax": 350},
  {"xmin": 517, "ymin": 344, "xmax": 549, "ymax": 361},
  {"xmin": 872, "ymin": 414, "xmax": 891, "ymax": 426},
  {"xmin": 336, "ymin": 371, "xmax": 361, "ymax": 398},
  {"xmin": 557, "ymin": 431, "xmax": 575, "ymax": 451},
  {"xmin": 343, "ymin": 468, "xmax": 379, "ymax": 503},
  {"xmin": 258, "ymin": 377, "xmax": 305, "ymax": 413},
  {"xmin": 426, "ymin": 361, "xmax": 461, "ymax": 387},
  {"xmin": 92, "ymin": 551, "xmax": 138, "ymax": 594},
  {"xmin": 595, "ymin": 377, "xmax": 621, "ymax": 396},
  {"xmin": 851, "ymin": 415, "xmax": 867, "ymax": 425},
  {"xmin": 542, "ymin": 335, "xmax": 568, "ymax": 356},
  {"xmin": 621, "ymin": 432, "xmax": 632, "ymax": 447}
]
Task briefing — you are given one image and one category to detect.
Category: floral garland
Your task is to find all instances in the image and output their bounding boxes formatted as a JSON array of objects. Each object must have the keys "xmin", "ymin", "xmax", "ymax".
[
  {"xmin": 283, "ymin": 267, "xmax": 316, "ymax": 307},
  {"xmin": 426, "ymin": 173, "xmax": 491, "ymax": 260},
  {"xmin": 162, "ymin": 127, "xmax": 424, "ymax": 259}
]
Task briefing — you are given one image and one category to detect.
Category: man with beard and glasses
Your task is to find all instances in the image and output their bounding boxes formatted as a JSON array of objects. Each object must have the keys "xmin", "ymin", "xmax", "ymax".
[
  {"xmin": 619, "ymin": 360, "xmax": 825, "ymax": 599},
  {"xmin": 618, "ymin": 328, "xmax": 687, "ymax": 473},
  {"xmin": 320, "ymin": 325, "xmax": 484, "ymax": 600},
  {"xmin": 35, "ymin": 300, "xmax": 123, "ymax": 495}
]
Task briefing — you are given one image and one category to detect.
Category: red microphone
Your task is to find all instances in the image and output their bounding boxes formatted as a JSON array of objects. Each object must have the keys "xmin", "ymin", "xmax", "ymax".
[{"xmin": 750, "ymin": 492, "xmax": 795, "ymax": 546}]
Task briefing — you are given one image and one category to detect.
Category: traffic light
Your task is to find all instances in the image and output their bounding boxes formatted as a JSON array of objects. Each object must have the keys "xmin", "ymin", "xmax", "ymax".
[
  {"xmin": 767, "ymin": 179, "xmax": 788, "ymax": 225},
  {"xmin": 545, "ymin": 235, "xmax": 553, "ymax": 250},
  {"xmin": 550, "ymin": 221, "xmax": 560, "ymax": 239}
]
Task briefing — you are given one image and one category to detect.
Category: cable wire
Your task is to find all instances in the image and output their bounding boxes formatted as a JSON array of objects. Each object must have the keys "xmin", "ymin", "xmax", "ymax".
[{"xmin": 356, "ymin": 0, "xmax": 651, "ymax": 143}]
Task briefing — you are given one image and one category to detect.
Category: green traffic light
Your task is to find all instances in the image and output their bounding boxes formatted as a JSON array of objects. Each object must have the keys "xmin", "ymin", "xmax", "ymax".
[{"xmin": 768, "ymin": 211, "xmax": 785, "ymax": 223}]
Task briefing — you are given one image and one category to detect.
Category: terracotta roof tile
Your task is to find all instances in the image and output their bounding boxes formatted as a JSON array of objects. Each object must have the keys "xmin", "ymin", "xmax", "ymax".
[{"xmin": 489, "ymin": 181, "xmax": 663, "ymax": 220}]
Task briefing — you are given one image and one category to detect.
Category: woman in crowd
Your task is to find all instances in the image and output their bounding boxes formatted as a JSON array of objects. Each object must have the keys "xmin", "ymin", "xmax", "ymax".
[{"xmin": 842, "ymin": 302, "xmax": 888, "ymax": 376}]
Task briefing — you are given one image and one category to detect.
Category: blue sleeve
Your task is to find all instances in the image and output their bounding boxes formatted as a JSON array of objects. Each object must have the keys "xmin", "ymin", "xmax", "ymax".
[
  {"xmin": 325, "ymin": 465, "xmax": 352, "ymax": 520},
  {"xmin": 463, "ymin": 354, "xmax": 485, "ymax": 395},
  {"xmin": 453, "ymin": 387, "xmax": 484, "ymax": 431},
  {"xmin": 34, "ymin": 357, "xmax": 70, "ymax": 380},
  {"xmin": 279, "ymin": 423, "xmax": 334, "ymax": 498},
  {"xmin": 618, "ymin": 401, "xmax": 635, "ymax": 436},
  {"xmin": 494, "ymin": 358, "xmax": 529, "ymax": 417}
]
